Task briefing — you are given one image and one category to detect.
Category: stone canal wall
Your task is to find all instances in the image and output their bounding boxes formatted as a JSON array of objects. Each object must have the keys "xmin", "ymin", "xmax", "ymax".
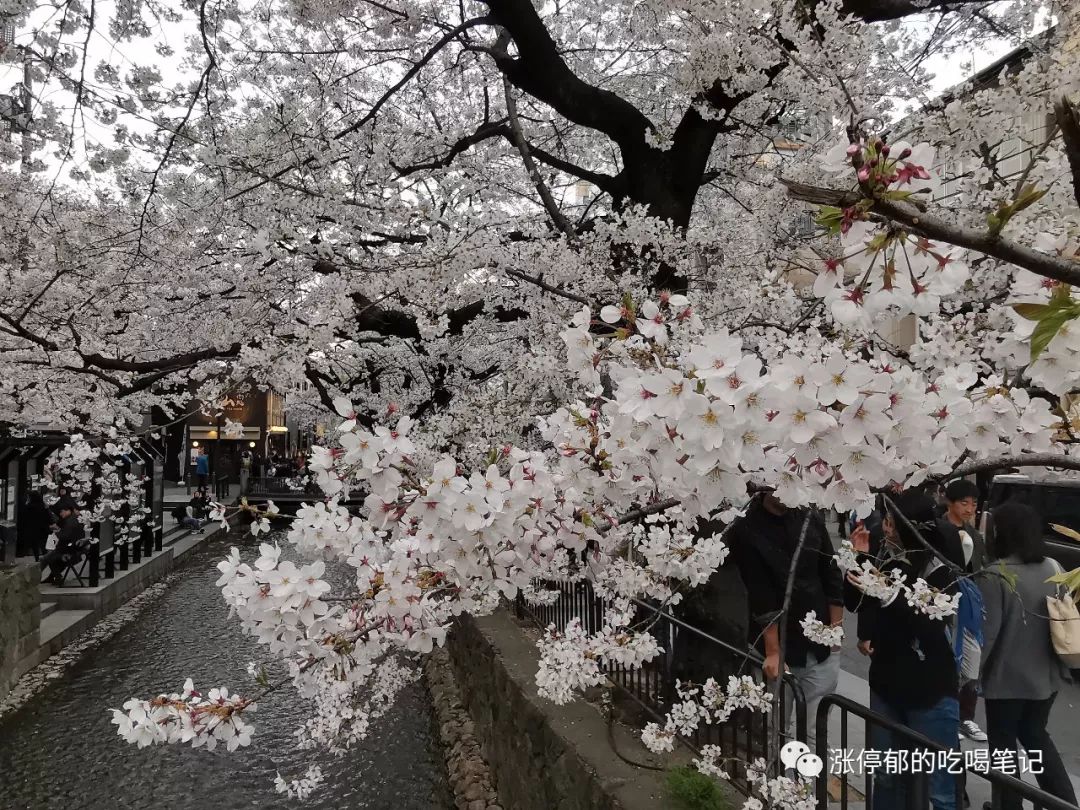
[
  {"xmin": 0, "ymin": 565, "xmax": 40, "ymax": 700},
  {"xmin": 446, "ymin": 609, "xmax": 671, "ymax": 810}
]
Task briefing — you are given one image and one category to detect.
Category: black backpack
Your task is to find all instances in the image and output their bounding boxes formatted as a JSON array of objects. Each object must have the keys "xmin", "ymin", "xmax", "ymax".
[{"xmin": 171, "ymin": 504, "xmax": 187, "ymax": 522}]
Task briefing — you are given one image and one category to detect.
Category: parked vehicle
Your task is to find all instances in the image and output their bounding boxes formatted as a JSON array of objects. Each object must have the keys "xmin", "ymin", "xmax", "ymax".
[{"xmin": 981, "ymin": 474, "xmax": 1080, "ymax": 570}]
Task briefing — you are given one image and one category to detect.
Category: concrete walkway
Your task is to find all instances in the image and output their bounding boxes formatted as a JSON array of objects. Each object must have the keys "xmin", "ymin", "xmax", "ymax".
[{"xmin": 829, "ymin": 611, "xmax": 1080, "ymax": 808}]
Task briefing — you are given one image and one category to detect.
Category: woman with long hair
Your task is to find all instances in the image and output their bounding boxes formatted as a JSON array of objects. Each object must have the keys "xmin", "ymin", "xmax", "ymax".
[
  {"xmin": 847, "ymin": 489, "xmax": 962, "ymax": 810},
  {"xmin": 978, "ymin": 502, "xmax": 1076, "ymax": 810}
]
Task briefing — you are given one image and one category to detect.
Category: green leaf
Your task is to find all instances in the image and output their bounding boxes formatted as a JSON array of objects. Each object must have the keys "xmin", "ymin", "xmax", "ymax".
[
  {"xmin": 1011, "ymin": 303, "xmax": 1048, "ymax": 321},
  {"xmin": 997, "ymin": 562, "xmax": 1018, "ymax": 592},
  {"xmin": 815, "ymin": 206, "xmax": 844, "ymax": 234},
  {"xmin": 1051, "ymin": 523, "xmax": 1080, "ymax": 543},
  {"xmin": 1030, "ymin": 307, "xmax": 1075, "ymax": 360},
  {"xmin": 1012, "ymin": 184, "xmax": 1049, "ymax": 214}
]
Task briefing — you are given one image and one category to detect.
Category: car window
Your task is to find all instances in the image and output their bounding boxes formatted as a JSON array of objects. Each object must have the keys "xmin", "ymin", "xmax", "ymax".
[
  {"xmin": 989, "ymin": 484, "xmax": 1037, "ymax": 510},
  {"xmin": 1044, "ymin": 487, "xmax": 1080, "ymax": 540}
]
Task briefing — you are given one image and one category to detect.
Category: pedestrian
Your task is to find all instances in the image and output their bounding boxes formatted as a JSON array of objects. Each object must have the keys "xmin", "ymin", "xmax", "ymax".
[
  {"xmin": 847, "ymin": 489, "xmax": 961, "ymax": 810},
  {"xmin": 853, "ymin": 496, "xmax": 889, "ymax": 660},
  {"xmin": 193, "ymin": 488, "xmax": 212, "ymax": 519},
  {"xmin": 195, "ymin": 448, "xmax": 210, "ymax": 488},
  {"xmin": 19, "ymin": 490, "xmax": 52, "ymax": 561},
  {"xmin": 977, "ymin": 502, "xmax": 1076, "ymax": 810},
  {"xmin": 240, "ymin": 450, "xmax": 252, "ymax": 494},
  {"xmin": 728, "ymin": 492, "xmax": 844, "ymax": 746},
  {"xmin": 39, "ymin": 504, "xmax": 84, "ymax": 585},
  {"xmin": 941, "ymin": 478, "xmax": 988, "ymax": 742}
]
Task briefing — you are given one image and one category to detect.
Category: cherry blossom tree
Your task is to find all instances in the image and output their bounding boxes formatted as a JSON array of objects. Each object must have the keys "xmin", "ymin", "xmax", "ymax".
[{"xmin": 1, "ymin": 0, "xmax": 1079, "ymax": 805}]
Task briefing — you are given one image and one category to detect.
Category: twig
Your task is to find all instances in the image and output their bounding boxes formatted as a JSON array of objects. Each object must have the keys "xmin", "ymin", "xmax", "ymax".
[
  {"xmin": 503, "ymin": 268, "xmax": 593, "ymax": 306},
  {"xmin": 502, "ymin": 75, "xmax": 577, "ymax": 240},
  {"xmin": 770, "ymin": 509, "xmax": 812, "ymax": 776}
]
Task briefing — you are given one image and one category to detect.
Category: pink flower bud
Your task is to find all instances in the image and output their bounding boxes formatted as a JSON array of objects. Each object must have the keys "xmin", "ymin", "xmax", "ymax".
[
  {"xmin": 846, "ymin": 143, "xmax": 861, "ymax": 156},
  {"xmin": 857, "ymin": 166, "xmax": 871, "ymax": 182}
]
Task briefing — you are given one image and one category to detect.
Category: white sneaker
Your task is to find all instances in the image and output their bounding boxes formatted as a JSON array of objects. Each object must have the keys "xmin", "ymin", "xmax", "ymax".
[{"xmin": 960, "ymin": 720, "xmax": 987, "ymax": 742}]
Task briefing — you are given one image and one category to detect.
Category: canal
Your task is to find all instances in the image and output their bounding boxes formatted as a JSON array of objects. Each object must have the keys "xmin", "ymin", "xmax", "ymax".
[{"xmin": 0, "ymin": 532, "xmax": 451, "ymax": 810}]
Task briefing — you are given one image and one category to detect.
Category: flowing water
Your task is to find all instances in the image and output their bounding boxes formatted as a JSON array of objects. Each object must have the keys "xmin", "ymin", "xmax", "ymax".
[{"xmin": 0, "ymin": 533, "xmax": 451, "ymax": 810}]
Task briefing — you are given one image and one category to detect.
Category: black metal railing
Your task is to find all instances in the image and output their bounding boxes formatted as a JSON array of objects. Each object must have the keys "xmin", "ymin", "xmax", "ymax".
[
  {"xmin": 516, "ymin": 578, "xmax": 806, "ymax": 795},
  {"xmin": 248, "ymin": 476, "xmax": 302, "ymax": 495},
  {"xmin": 816, "ymin": 694, "xmax": 1079, "ymax": 810},
  {"xmin": 213, "ymin": 472, "xmax": 231, "ymax": 501}
]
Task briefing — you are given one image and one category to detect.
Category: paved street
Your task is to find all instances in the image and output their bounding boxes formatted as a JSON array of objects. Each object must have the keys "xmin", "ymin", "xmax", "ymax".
[{"xmin": 830, "ymin": 611, "xmax": 1080, "ymax": 807}]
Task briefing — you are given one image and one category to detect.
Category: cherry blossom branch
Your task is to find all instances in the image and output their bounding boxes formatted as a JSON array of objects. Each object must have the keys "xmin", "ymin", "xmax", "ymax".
[
  {"xmin": 502, "ymin": 269, "xmax": 594, "ymax": 306},
  {"xmin": 781, "ymin": 177, "xmax": 1080, "ymax": 287},
  {"xmin": 941, "ymin": 453, "xmax": 1080, "ymax": 480},
  {"xmin": 603, "ymin": 498, "xmax": 682, "ymax": 530}
]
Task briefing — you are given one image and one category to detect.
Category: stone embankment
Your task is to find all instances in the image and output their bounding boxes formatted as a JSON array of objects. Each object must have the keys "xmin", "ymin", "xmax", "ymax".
[{"xmin": 425, "ymin": 647, "xmax": 503, "ymax": 810}]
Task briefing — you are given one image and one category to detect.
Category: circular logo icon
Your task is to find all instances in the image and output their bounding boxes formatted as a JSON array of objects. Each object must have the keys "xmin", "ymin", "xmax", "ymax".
[
  {"xmin": 795, "ymin": 752, "xmax": 824, "ymax": 778},
  {"xmin": 780, "ymin": 740, "xmax": 810, "ymax": 770}
]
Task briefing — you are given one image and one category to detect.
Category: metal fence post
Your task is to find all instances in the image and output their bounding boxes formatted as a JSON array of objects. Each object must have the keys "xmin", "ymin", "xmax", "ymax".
[{"xmin": 88, "ymin": 539, "xmax": 99, "ymax": 587}]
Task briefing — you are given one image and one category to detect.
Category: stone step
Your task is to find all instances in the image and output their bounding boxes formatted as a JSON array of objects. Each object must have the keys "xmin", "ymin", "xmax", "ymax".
[
  {"xmin": 40, "ymin": 601, "xmax": 57, "ymax": 619},
  {"xmin": 162, "ymin": 523, "xmax": 191, "ymax": 547}
]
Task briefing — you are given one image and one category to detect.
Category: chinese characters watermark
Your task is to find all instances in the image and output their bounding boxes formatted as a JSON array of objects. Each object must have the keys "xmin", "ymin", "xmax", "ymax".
[{"xmin": 828, "ymin": 748, "xmax": 1044, "ymax": 776}]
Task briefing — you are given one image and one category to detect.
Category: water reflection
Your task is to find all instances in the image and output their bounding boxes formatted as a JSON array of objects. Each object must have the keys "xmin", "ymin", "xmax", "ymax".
[{"xmin": 0, "ymin": 533, "xmax": 450, "ymax": 810}]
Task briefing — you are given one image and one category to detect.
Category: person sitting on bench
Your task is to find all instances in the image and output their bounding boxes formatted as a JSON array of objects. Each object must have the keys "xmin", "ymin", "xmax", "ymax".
[
  {"xmin": 173, "ymin": 498, "xmax": 205, "ymax": 533},
  {"xmin": 40, "ymin": 504, "xmax": 85, "ymax": 585}
]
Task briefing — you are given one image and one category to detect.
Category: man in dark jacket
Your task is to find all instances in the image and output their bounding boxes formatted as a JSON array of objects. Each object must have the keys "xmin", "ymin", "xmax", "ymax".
[
  {"xmin": 847, "ymin": 490, "xmax": 961, "ymax": 810},
  {"xmin": 941, "ymin": 479, "xmax": 988, "ymax": 742},
  {"xmin": 729, "ymin": 493, "xmax": 844, "ymax": 745},
  {"xmin": 39, "ymin": 504, "xmax": 84, "ymax": 585}
]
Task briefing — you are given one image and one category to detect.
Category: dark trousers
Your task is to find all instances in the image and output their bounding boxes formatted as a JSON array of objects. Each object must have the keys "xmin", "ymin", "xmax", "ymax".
[
  {"xmin": 870, "ymin": 693, "xmax": 960, "ymax": 810},
  {"xmin": 985, "ymin": 694, "xmax": 1076, "ymax": 810},
  {"xmin": 39, "ymin": 549, "xmax": 68, "ymax": 579},
  {"xmin": 960, "ymin": 680, "xmax": 979, "ymax": 722}
]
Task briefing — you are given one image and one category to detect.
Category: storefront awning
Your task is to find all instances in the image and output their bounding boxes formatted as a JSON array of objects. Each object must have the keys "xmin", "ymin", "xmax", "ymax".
[{"xmin": 188, "ymin": 426, "xmax": 262, "ymax": 440}]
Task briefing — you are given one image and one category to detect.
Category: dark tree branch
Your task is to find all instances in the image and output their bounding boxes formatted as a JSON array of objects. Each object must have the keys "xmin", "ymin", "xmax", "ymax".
[
  {"xmin": 941, "ymin": 453, "xmax": 1080, "ymax": 480},
  {"xmin": 503, "ymin": 269, "xmax": 593, "ymax": 306},
  {"xmin": 480, "ymin": 0, "xmax": 651, "ymax": 152},
  {"xmin": 841, "ymin": 0, "xmax": 992, "ymax": 23},
  {"xmin": 782, "ymin": 178, "xmax": 1080, "ymax": 287},
  {"xmin": 78, "ymin": 343, "xmax": 242, "ymax": 374},
  {"xmin": 1054, "ymin": 96, "xmax": 1080, "ymax": 209},
  {"xmin": 502, "ymin": 75, "xmax": 576, "ymax": 239}
]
